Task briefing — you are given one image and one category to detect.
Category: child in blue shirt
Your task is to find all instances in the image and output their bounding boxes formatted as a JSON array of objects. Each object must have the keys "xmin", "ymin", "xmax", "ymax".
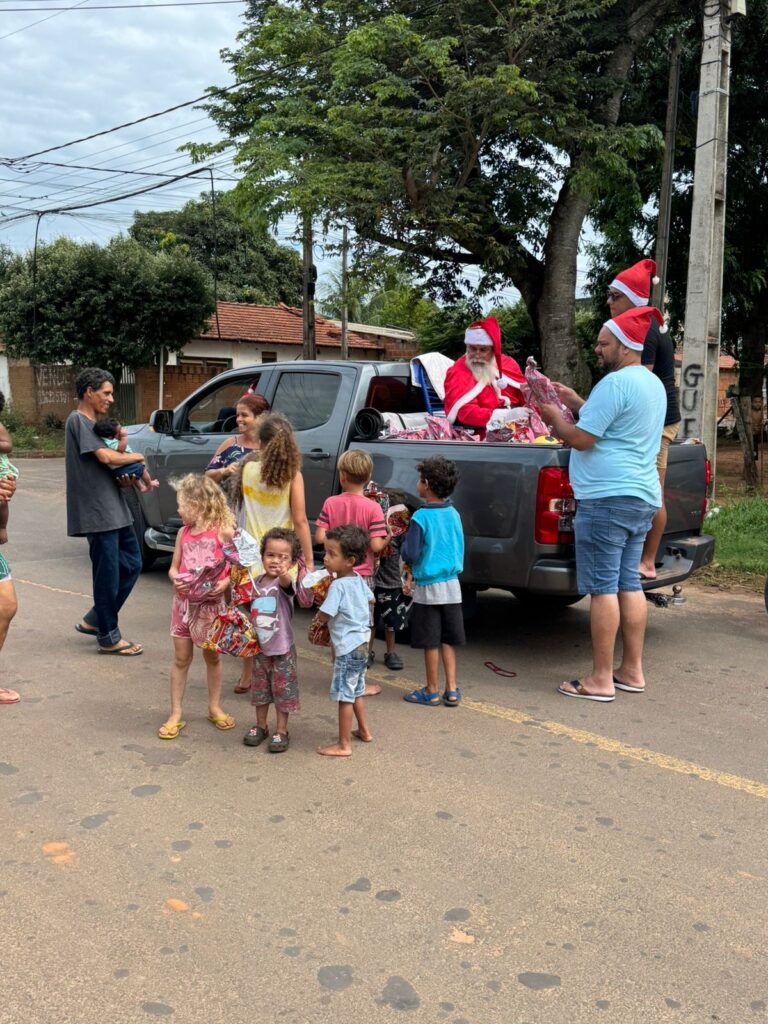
[
  {"xmin": 400, "ymin": 456, "xmax": 465, "ymax": 707},
  {"xmin": 316, "ymin": 525, "xmax": 375, "ymax": 757}
]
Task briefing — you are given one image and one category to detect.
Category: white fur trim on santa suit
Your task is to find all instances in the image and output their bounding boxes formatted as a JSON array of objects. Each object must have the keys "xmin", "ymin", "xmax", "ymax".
[
  {"xmin": 445, "ymin": 378, "xmax": 487, "ymax": 424},
  {"xmin": 464, "ymin": 326, "xmax": 493, "ymax": 346}
]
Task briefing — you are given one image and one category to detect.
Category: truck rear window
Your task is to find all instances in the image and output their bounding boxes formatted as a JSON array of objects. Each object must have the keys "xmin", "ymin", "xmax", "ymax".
[{"xmin": 365, "ymin": 376, "xmax": 426, "ymax": 414}]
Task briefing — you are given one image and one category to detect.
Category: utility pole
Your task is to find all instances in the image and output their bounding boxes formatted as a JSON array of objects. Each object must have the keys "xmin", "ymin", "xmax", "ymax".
[
  {"xmin": 340, "ymin": 224, "xmax": 349, "ymax": 360},
  {"xmin": 679, "ymin": 0, "xmax": 744, "ymax": 488},
  {"xmin": 302, "ymin": 211, "xmax": 316, "ymax": 360},
  {"xmin": 652, "ymin": 35, "xmax": 681, "ymax": 312}
]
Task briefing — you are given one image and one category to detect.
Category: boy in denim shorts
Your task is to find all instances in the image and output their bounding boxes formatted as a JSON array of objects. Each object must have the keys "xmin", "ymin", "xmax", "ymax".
[{"xmin": 316, "ymin": 525, "xmax": 374, "ymax": 757}]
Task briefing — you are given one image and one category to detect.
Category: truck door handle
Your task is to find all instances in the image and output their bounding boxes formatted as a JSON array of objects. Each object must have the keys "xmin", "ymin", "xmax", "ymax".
[{"xmin": 308, "ymin": 449, "xmax": 331, "ymax": 461}]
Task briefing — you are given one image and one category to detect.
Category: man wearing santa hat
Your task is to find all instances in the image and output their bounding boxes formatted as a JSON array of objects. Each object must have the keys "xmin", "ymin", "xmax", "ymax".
[
  {"xmin": 607, "ymin": 259, "xmax": 681, "ymax": 580},
  {"xmin": 443, "ymin": 316, "xmax": 526, "ymax": 431},
  {"xmin": 539, "ymin": 306, "xmax": 666, "ymax": 703}
]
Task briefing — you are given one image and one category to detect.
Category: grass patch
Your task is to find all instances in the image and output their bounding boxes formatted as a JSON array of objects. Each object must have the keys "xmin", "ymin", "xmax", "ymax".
[{"xmin": 705, "ymin": 496, "xmax": 768, "ymax": 575}]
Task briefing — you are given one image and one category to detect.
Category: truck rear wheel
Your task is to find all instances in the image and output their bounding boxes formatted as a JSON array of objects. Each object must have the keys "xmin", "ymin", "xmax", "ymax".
[{"xmin": 125, "ymin": 490, "xmax": 157, "ymax": 572}]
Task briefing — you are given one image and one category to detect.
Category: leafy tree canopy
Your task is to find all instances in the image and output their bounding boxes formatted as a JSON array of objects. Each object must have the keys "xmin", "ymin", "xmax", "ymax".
[
  {"xmin": 129, "ymin": 191, "xmax": 303, "ymax": 306},
  {"xmin": 416, "ymin": 297, "xmax": 539, "ymax": 365},
  {"xmin": 0, "ymin": 236, "xmax": 214, "ymax": 376},
  {"xmin": 193, "ymin": 0, "xmax": 683, "ymax": 386}
]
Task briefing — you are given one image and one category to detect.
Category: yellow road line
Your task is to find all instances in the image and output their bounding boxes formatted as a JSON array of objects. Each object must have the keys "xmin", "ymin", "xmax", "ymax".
[
  {"xmin": 16, "ymin": 578, "xmax": 91, "ymax": 600},
  {"xmin": 299, "ymin": 647, "xmax": 768, "ymax": 801}
]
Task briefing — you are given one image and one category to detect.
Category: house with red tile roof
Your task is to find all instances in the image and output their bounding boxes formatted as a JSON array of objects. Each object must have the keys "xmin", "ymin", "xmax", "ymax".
[{"xmin": 164, "ymin": 301, "xmax": 416, "ymax": 372}]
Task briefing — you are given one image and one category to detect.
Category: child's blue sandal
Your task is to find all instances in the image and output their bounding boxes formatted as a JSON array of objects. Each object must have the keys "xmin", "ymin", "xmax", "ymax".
[
  {"xmin": 404, "ymin": 687, "xmax": 440, "ymax": 706},
  {"xmin": 442, "ymin": 689, "xmax": 461, "ymax": 707}
]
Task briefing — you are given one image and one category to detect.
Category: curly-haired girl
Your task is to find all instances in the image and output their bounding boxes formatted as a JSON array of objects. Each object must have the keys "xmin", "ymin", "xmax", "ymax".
[
  {"xmin": 230, "ymin": 413, "xmax": 314, "ymax": 575},
  {"xmin": 158, "ymin": 474, "xmax": 236, "ymax": 739}
]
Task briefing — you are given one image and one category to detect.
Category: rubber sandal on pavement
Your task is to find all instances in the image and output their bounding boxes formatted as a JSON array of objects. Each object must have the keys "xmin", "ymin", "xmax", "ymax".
[
  {"xmin": 613, "ymin": 675, "xmax": 645, "ymax": 693},
  {"xmin": 558, "ymin": 680, "xmax": 614, "ymax": 702},
  {"xmin": 75, "ymin": 623, "xmax": 98, "ymax": 637},
  {"xmin": 0, "ymin": 687, "xmax": 20, "ymax": 705},
  {"xmin": 403, "ymin": 687, "xmax": 440, "ymax": 706},
  {"xmin": 243, "ymin": 725, "xmax": 270, "ymax": 747},
  {"xmin": 383, "ymin": 652, "xmax": 404, "ymax": 671},
  {"xmin": 158, "ymin": 720, "xmax": 186, "ymax": 740},
  {"xmin": 207, "ymin": 713, "xmax": 236, "ymax": 731},
  {"xmin": 442, "ymin": 688, "xmax": 461, "ymax": 707},
  {"xmin": 98, "ymin": 640, "xmax": 143, "ymax": 656},
  {"xmin": 268, "ymin": 731, "xmax": 290, "ymax": 753}
]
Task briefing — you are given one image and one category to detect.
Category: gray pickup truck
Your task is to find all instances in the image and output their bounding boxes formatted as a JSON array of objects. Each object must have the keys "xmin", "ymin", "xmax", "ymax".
[{"xmin": 125, "ymin": 359, "xmax": 714, "ymax": 609}]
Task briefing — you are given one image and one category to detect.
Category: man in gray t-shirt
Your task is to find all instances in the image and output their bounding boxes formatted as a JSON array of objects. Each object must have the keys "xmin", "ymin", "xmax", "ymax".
[{"xmin": 65, "ymin": 368, "xmax": 145, "ymax": 655}]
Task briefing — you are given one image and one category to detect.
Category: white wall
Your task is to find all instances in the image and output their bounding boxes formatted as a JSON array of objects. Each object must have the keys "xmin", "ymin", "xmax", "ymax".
[
  {"xmin": 179, "ymin": 339, "xmax": 380, "ymax": 366},
  {"xmin": 0, "ymin": 354, "xmax": 10, "ymax": 404}
]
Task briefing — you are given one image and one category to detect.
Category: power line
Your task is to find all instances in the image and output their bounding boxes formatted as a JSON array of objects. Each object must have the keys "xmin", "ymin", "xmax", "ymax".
[
  {"xmin": 0, "ymin": 0, "xmax": 244, "ymax": 8},
  {"xmin": 0, "ymin": 0, "xmax": 89, "ymax": 41}
]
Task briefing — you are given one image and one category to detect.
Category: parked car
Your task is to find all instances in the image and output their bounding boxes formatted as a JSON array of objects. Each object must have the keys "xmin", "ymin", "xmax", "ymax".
[{"xmin": 125, "ymin": 360, "xmax": 715, "ymax": 610}]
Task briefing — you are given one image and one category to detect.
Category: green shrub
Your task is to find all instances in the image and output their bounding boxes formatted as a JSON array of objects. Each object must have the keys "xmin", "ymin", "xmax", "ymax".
[{"xmin": 0, "ymin": 402, "xmax": 27, "ymax": 432}]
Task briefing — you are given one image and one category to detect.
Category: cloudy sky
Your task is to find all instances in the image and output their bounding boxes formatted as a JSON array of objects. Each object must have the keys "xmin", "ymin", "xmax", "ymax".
[{"xmin": 0, "ymin": 1, "xmax": 529, "ymax": 307}]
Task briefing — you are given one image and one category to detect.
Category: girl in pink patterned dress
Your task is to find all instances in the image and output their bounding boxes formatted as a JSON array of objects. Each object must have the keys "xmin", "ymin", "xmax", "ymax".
[{"xmin": 158, "ymin": 475, "xmax": 236, "ymax": 740}]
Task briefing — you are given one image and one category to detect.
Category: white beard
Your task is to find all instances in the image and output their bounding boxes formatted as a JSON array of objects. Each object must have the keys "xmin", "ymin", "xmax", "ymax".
[{"xmin": 467, "ymin": 357, "xmax": 498, "ymax": 389}]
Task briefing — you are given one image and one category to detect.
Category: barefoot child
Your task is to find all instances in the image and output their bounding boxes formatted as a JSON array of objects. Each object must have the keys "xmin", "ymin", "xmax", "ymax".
[
  {"xmin": 401, "ymin": 456, "xmax": 465, "ymax": 707},
  {"xmin": 93, "ymin": 417, "xmax": 160, "ymax": 493},
  {"xmin": 158, "ymin": 474, "xmax": 236, "ymax": 739},
  {"xmin": 243, "ymin": 527, "xmax": 301, "ymax": 753},
  {"xmin": 315, "ymin": 449, "xmax": 389, "ymax": 695},
  {"xmin": 316, "ymin": 525, "xmax": 374, "ymax": 756}
]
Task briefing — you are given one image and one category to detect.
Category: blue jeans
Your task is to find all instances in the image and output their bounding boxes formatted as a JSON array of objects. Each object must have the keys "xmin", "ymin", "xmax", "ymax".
[
  {"xmin": 329, "ymin": 644, "xmax": 368, "ymax": 703},
  {"xmin": 575, "ymin": 497, "xmax": 657, "ymax": 596},
  {"xmin": 83, "ymin": 526, "xmax": 142, "ymax": 647}
]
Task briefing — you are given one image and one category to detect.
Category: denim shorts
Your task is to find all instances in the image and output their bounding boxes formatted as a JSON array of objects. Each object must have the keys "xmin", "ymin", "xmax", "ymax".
[
  {"xmin": 575, "ymin": 496, "xmax": 657, "ymax": 595},
  {"xmin": 330, "ymin": 643, "xmax": 368, "ymax": 703}
]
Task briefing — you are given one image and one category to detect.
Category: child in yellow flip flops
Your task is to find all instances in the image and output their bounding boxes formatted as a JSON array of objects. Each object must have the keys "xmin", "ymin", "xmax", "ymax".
[{"xmin": 158, "ymin": 475, "xmax": 236, "ymax": 739}]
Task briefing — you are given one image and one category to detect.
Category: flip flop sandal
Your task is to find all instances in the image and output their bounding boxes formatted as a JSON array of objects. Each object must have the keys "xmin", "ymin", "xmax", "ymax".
[
  {"xmin": 384, "ymin": 652, "xmax": 404, "ymax": 671},
  {"xmin": 558, "ymin": 680, "xmax": 614, "ymax": 702},
  {"xmin": 0, "ymin": 687, "xmax": 20, "ymax": 705},
  {"xmin": 158, "ymin": 720, "xmax": 186, "ymax": 740},
  {"xmin": 98, "ymin": 641, "xmax": 143, "ymax": 656},
  {"xmin": 403, "ymin": 687, "xmax": 440, "ymax": 706},
  {"xmin": 442, "ymin": 688, "xmax": 461, "ymax": 707},
  {"xmin": 75, "ymin": 623, "xmax": 99, "ymax": 637},
  {"xmin": 207, "ymin": 713, "xmax": 236, "ymax": 731},
  {"xmin": 243, "ymin": 726, "xmax": 270, "ymax": 747},
  {"xmin": 233, "ymin": 685, "xmax": 251, "ymax": 694},
  {"xmin": 268, "ymin": 731, "xmax": 290, "ymax": 753},
  {"xmin": 613, "ymin": 676, "xmax": 645, "ymax": 693}
]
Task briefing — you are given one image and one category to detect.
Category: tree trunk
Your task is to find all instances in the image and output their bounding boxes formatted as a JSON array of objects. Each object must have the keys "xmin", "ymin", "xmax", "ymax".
[{"xmin": 535, "ymin": 173, "xmax": 592, "ymax": 391}]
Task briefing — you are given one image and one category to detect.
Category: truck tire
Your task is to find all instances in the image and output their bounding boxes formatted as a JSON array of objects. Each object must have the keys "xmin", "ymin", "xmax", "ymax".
[
  {"xmin": 124, "ymin": 489, "xmax": 157, "ymax": 572},
  {"xmin": 510, "ymin": 589, "xmax": 584, "ymax": 610}
]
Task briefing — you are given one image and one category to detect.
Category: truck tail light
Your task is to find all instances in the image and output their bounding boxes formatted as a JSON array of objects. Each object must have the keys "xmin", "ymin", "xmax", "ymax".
[
  {"xmin": 535, "ymin": 467, "xmax": 576, "ymax": 544},
  {"xmin": 702, "ymin": 458, "xmax": 712, "ymax": 523}
]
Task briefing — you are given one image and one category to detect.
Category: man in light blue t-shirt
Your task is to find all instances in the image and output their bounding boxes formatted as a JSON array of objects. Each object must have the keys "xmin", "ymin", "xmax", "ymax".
[{"xmin": 541, "ymin": 305, "xmax": 666, "ymax": 704}]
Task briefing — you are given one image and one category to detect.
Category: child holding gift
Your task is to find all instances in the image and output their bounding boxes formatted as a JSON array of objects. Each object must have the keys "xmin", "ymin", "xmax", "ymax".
[
  {"xmin": 243, "ymin": 527, "xmax": 301, "ymax": 753},
  {"xmin": 316, "ymin": 525, "xmax": 375, "ymax": 757},
  {"xmin": 158, "ymin": 474, "xmax": 235, "ymax": 740},
  {"xmin": 401, "ymin": 456, "xmax": 465, "ymax": 707}
]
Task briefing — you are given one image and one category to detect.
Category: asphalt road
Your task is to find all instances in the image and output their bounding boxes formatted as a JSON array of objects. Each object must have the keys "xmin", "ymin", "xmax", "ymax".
[{"xmin": 2, "ymin": 460, "xmax": 767, "ymax": 1024}]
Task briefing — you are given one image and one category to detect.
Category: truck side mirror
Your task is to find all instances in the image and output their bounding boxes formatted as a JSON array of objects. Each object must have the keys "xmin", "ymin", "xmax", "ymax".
[{"xmin": 149, "ymin": 409, "xmax": 174, "ymax": 434}]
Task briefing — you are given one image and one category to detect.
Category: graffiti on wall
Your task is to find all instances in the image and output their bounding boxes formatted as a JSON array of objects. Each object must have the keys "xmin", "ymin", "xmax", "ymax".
[{"xmin": 680, "ymin": 362, "xmax": 704, "ymax": 437}]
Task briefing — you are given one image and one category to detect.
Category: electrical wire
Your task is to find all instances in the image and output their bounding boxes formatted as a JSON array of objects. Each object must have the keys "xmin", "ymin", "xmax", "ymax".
[{"xmin": 0, "ymin": 0, "xmax": 89, "ymax": 41}]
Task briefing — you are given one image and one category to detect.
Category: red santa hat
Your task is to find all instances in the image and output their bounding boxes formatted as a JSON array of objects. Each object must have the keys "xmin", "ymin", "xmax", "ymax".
[
  {"xmin": 609, "ymin": 259, "xmax": 660, "ymax": 306},
  {"xmin": 465, "ymin": 316, "xmax": 503, "ymax": 373},
  {"xmin": 604, "ymin": 305, "xmax": 666, "ymax": 351}
]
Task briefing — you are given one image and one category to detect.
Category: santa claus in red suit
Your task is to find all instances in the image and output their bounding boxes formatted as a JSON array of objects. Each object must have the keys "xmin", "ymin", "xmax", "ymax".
[{"xmin": 443, "ymin": 316, "xmax": 526, "ymax": 430}]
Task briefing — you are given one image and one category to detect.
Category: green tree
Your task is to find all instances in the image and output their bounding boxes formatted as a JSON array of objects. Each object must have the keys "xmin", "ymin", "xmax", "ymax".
[
  {"xmin": 129, "ymin": 192, "xmax": 303, "ymax": 305},
  {"xmin": 193, "ymin": 0, "xmax": 684, "ymax": 387},
  {"xmin": 319, "ymin": 261, "xmax": 437, "ymax": 331},
  {"xmin": 0, "ymin": 237, "xmax": 214, "ymax": 380}
]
